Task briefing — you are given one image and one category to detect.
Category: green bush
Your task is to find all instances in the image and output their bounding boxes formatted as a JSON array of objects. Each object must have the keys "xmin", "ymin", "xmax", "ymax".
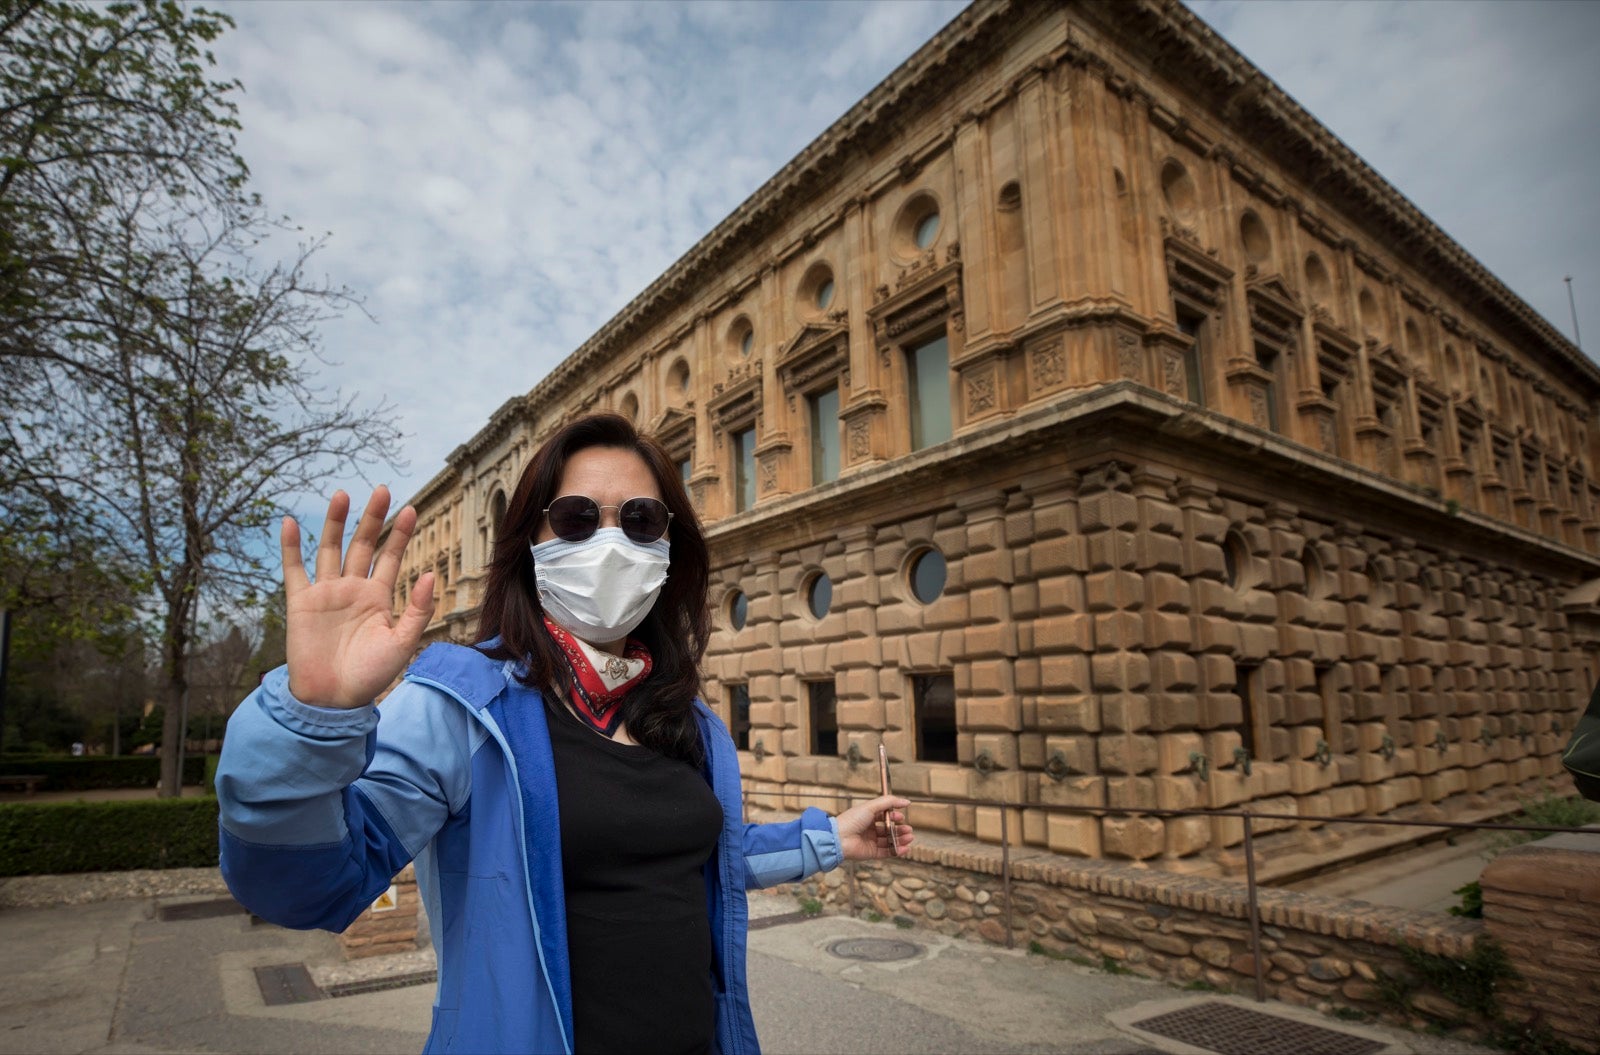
[
  {"xmin": 0, "ymin": 755, "xmax": 206, "ymax": 791},
  {"xmin": 0, "ymin": 798, "xmax": 219, "ymax": 876}
]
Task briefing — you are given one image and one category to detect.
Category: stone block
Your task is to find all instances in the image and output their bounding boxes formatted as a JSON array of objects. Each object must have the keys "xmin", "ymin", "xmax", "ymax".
[
  {"xmin": 1085, "ymin": 569, "xmax": 1144, "ymax": 612},
  {"xmin": 962, "ymin": 695, "xmax": 1021, "ymax": 731},
  {"xmin": 1091, "ymin": 651, "xmax": 1150, "ymax": 691},
  {"xmin": 1043, "ymin": 735, "xmax": 1095, "ymax": 776},
  {"xmin": 927, "ymin": 765, "xmax": 972, "ymax": 800},
  {"xmin": 1147, "ymin": 693, "xmax": 1200, "ymax": 730},
  {"xmin": 1101, "ymin": 815, "xmax": 1164, "ymax": 860},
  {"xmin": 970, "ymin": 732, "xmax": 1019, "ymax": 771},
  {"xmin": 1034, "ymin": 694, "xmax": 1099, "ymax": 731},
  {"xmin": 1193, "ymin": 616, "xmax": 1241, "ymax": 653},
  {"xmin": 1154, "ymin": 774, "xmax": 1203, "ymax": 810},
  {"xmin": 1033, "ymin": 613, "xmax": 1094, "ymax": 653},
  {"xmin": 1097, "ymin": 734, "xmax": 1157, "ymax": 775},
  {"xmin": 1144, "ymin": 612, "xmax": 1192, "ymax": 649},
  {"xmin": 975, "ymin": 806, "xmax": 1025, "ymax": 846},
  {"xmin": 1105, "ymin": 776, "xmax": 1157, "ymax": 810},
  {"xmin": 1151, "ymin": 651, "xmax": 1199, "ymax": 692},
  {"xmin": 1094, "ymin": 611, "xmax": 1145, "ymax": 650},
  {"xmin": 1036, "ymin": 774, "xmax": 1105, "ymax": 808},
  {"xmin": 1099, "ymin": 692, "xmax": 1151, "ymax": 732},
  {"xmin": 1164, "ymin": 816, "xmax": 1211, "ymax": 858},
  {"xmin": 1156, "ymin": 731, "xmax": 1204, "ymax": 774},
  {"xmin": 1046, "ymin": 814, "xmax": 1101, "ymax": 857}
]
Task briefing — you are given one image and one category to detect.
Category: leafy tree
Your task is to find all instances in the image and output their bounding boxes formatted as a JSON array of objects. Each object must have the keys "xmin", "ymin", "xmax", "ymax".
[{"xmin": 0, "ymin": 2, "xmax": 402, "ymax": 794}]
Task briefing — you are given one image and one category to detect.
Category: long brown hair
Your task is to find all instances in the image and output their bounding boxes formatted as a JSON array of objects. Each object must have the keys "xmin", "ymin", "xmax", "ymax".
[{"xmin": 476, "ymin": 413, "xmax": 711, "ymax": 766}]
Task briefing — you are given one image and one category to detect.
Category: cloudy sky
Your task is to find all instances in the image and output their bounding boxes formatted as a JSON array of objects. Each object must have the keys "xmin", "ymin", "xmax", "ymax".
[{"xmin": 206, "ymin": 0, "xmax": 1600, "ymax": 526}]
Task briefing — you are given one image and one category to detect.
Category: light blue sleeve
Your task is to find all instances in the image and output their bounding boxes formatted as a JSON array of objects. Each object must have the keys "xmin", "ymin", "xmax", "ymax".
[
  {"xmin": 741, "ymin": 808, "xmax": 843, "ymax": 889},
  {"xmin": 215, "ymin": 666, "xmax": 473, "ymax": 930}
]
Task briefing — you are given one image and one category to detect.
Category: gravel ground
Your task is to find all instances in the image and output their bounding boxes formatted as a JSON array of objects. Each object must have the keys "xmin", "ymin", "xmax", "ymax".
[{"xmin": 0, "ymin": 866, "xmax": 229, "ymax": 908}]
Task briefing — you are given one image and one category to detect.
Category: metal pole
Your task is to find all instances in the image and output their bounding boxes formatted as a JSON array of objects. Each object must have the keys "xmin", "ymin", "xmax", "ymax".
[
  {"xmin": 1241, "ymin": 810, "xmax": 1266, "ymax": 1002},
  {"xmin": 1000, "ymin": 805, "xmax": 1014, "ymax": 950},
  {"xmin": 1566, "ymin": 276, "xmax": 1583, "ymax": 351}
]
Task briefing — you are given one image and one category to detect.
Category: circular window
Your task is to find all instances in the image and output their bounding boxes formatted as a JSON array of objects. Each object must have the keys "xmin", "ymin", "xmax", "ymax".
[
  {"xmin": 807, "ymin": 572, "xmax": 832, "ymax": 620},
  {"xmin": 667, "ymin": 358, "xmax": 691, "ymax": 400},
  {"xmin": 1239, "ymin": 210, "xmax": 1271, "ymax": 264},
  {"xmin": 729, "ymin": 316, "xmax": 754, "ymax": 359},
  {"xmin": 909, "ymin": 548, "xmax": 947, "ymax": 604},
  {"xmin": 1358, "ymin": 288, "xmax": 1384, "ymax": 338},
  {"xmin": 1160, "ymin": 160, "xmax": 1197, "ymax": 219},
  {"xmin": 728, "ymin": 590, "xmax": 748, "ymax": 631},
  {"xmin": 800, "ymin": 264, "xmax": 836, "ymax": 317},
  {"xmin": 1305, "ymin": 253, "xmax": 1332, "ymax": 305},
  {"xmin": 913, "ymin": 211, "xmax": 940, "ymax": 250},
  {"xmin": 1222, "ymin": 532, "xmax": 1248, "ymax": 589},
  {"xmin": 997, "ymin": 180, "xmax": 1022, "ymax": 212}
]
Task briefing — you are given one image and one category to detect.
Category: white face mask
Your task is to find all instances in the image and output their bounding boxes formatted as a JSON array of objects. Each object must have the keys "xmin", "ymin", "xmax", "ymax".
[{"xmin": 529, "ymin": 527, "xmax": 670, "ymax": 644}]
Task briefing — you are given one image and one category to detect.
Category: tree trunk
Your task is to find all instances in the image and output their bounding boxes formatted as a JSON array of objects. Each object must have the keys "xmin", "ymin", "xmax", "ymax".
[{"xmin": 157, "ymin": 600, "xmax": 189, "ymax": 798}]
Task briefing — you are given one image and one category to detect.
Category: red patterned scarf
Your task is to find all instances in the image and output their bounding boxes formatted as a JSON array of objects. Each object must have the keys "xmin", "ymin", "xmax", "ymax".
[{"xmin": 543, "ymin": 616, "xmax": 652, "ymax": 737}]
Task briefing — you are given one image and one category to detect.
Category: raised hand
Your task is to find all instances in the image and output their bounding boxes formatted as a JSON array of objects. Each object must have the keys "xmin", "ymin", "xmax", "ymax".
[
  {"xmin": 835, "ymin": 795, "xmax": 915, "ymax": 861},
  {"xmin": 282, "ymin": 487, "xmax": 435, "ymax": 709}
]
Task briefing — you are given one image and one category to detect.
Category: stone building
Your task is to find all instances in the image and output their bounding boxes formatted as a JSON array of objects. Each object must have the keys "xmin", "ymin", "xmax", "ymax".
[{"xmin": 389, "ymin": 0, "xmax": 1600, "ymax": 874}]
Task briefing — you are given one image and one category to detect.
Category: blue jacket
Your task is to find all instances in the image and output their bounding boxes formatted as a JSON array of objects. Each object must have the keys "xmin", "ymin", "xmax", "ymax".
[{"xmin": 216, "ymin": 643, "xmax": 842, "ymax": 1055}]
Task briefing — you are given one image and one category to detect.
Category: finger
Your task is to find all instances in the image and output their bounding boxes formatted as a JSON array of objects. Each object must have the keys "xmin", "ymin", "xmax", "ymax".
[
  {"xmin": 861, "ymin": 794, "xmax": 911, "ymax": 814},
  {"xmin": 281, "ymin": 516, "xmax": 310, "ymax": 598},
  {"xmin": 372, "ymin": 504, "xmax": 419, "ymax": 590},
  {"xmin": 392, "ymin": 571, "xmax": 436, "ymax": 648},
  {"xmin": 315, "ymin": 491, "xmax": 351, "ymax": 582},
  {"xmin": 343, "ymin": 487, "xmax": 393, "ymax": 578}
]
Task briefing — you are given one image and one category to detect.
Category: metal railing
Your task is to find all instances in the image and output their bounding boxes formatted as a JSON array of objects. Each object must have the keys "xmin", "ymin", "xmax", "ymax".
[{"xmin": 739, "ymin": 786, "xmax": 1592, "ymax": 1003}]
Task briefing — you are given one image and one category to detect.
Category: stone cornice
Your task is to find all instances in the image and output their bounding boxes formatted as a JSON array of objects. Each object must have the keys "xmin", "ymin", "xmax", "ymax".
[
  {"xmin": 1089, "ymin": 0, "xmax": 1599, "ymax": 394},
  {"xmin": 513, "ymin": 0, "xmax": 1038, "ymax": 423}
]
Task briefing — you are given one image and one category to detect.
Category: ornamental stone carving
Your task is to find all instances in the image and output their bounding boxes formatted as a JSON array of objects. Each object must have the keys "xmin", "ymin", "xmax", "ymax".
[
  {"xmin": 968, "ymin": 373, "xmax": 996, "ymax": 414},
  {"xmin": 1033, "ymin": 340, "xmax": 1065, "ymax": 388}
]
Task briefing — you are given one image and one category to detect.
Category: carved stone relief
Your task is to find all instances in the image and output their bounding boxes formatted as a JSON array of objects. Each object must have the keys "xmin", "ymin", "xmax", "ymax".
[
  {"xmin": 1032, "ymin": 340, "xmax": 1065, "ymax": 388},
  {"xmin": 849, "ymin": 419, "xmax": 871, "ymax": 460},
  {"xmin": 1248, "ymin": 386, "xmax": 1269, "ymax": 429},
  {"xmin": 1162, "ymin": 351, "xmax": 1185, "ymax": 398},
  {"xmin": 967, "ymin": 372, "xmax": 997, "ymax": 414},
  {"xmin": 1117, "ymin": 333, "xmax": 1141, "ymax": 379}
]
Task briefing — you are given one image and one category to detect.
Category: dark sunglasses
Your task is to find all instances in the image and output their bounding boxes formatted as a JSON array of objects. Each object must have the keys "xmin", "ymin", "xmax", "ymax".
[{"xmin": 543, "ymin": 495, "xmax": 673, "ymax": 544}]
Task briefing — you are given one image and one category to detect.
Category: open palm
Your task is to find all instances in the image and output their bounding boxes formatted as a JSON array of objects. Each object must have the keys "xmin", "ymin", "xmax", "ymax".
[{"xmin": 282, "ymin": 487, "xmax": 435, "ymax": 709}]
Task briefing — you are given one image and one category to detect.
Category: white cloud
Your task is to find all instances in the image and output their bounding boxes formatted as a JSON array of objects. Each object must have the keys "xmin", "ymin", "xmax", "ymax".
[{"xmin": 205, "ymin": 0, "xmax": 1599, "ymax": 537}]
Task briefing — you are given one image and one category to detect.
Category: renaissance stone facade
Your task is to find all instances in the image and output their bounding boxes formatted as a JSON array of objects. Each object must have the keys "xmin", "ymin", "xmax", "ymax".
[{"xmin": 389, "ymin": 0, "xmax": 1600, "ymax": 874}]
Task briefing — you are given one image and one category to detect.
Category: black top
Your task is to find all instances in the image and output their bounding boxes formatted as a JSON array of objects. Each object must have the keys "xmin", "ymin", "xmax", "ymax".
[{"xmin": 545, "ymin": 696, "xmax": 724, "ymax": 1055}]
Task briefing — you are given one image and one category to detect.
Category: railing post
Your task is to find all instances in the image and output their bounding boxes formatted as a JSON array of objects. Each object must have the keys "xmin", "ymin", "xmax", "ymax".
[
  {"xmin": 1001, "ymin": 803, "xmax": 1014, "ymax": 950},
  {"xmin": 1241, "ymin": 809, "xmax": 1265, "ymax": 1002}
]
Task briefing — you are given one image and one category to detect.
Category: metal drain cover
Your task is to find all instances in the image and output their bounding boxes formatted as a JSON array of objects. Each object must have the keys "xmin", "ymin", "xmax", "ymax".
[
  {"xmin": 827, "ymin": 937, "xmax": 921, "ymax": 962},
  {"xmin": 253, "ymin": 963, "xmax": 325, "ymax": 1006},
  {"xmin": 1129, "ymin": 1001, "xmax": 1385, "ymax": 1055}
]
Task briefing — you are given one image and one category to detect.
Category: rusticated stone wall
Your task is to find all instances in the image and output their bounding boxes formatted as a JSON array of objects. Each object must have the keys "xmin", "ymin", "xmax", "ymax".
[{"xmin": 730, "ymin": 413, "xmax": 1590, "ymax": 874}]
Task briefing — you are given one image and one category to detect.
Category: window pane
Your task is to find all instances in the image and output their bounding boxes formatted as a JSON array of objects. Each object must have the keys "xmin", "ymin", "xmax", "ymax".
[
  {"xmin": 734, "ymin": 428, "xmax": 755, "ymax": 512},
  {"xmin": 808, "ymin": 680, "xmax": 837, "ymax": 756},
  {"xmin": 678, "ymin": 457, "xmax": 692, "ymax": 485},
  {"xmin": 731, "ymin": 683, "xmax": 751, "ymax": 751},
  {"xmin": 808, "ymin": 573, "xmax": 832, "ymax": 619},
  {"xmin": 913, "ymin": 674, "xmax": 957, "ymax": 762},
  {"xmin": 729, "ymin": 590, "xmax": 747, "ymax": 630},
  {"xmin": 914, "ymin": 211, "xmax": 941, "ymax": 249},
  {"xmin": 810, "ymin": 386, "xmax": 840, "ymax": 484},
  {"xmin": 910, "ymin": 548, "xmax": 946, "ymax": 604},
  {"xmin": 908, "ymin": 334, "xmax": 951, "ymax": 450}
]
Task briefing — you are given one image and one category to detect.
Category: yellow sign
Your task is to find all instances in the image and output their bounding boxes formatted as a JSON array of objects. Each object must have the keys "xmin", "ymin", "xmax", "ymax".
[{"xmin": 371, "ymin": 884, "xmax": 398, "ymax": 913}]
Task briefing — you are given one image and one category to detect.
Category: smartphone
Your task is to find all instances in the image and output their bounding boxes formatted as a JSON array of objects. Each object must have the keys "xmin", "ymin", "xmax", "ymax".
[{"xmin": 878, "ymin": 743, "xmax": 898, "ymax": 857}]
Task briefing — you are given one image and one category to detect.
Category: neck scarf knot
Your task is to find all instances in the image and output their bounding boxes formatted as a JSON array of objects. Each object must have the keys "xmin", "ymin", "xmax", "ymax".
[{"xmin": 543, "ymin": 616, "xmax": 652, "ymax": 736}]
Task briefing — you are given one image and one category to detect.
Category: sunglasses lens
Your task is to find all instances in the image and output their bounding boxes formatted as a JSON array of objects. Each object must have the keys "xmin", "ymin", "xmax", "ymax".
[
  {"xmin": 620, "ymin": 498, "xmax": 671, "ymax": 543},
  {"xmin": 547, "ymin": 495, "xmax": 599, "ymax": 542}
]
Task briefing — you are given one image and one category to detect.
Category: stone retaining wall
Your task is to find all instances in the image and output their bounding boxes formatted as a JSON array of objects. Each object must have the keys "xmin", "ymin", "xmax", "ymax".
[
  {"xmin": 778, "ymin": 834, "xmax": 1513, "ymax": 1043},
  {"xmin": 337, "ymin": 864, "xmax": 419, "ymax": 960},
  {"xmin": 1481, "ymin": 831, "xmax": 1600, "ymax": 1053}
]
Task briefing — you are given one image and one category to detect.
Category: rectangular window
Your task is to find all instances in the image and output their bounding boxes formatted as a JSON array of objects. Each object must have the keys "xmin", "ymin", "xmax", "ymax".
[
  {"xmin": 1176, "ymin": 308, "xmax": 1206, "ymax": 406},
  {"xmin": 808, "ymin": 680, "xmax": 837, "ymax": 757},
  {"xmin": 1256, "ymin": 344, "xmax": 1282, "ymax": 434},
  {"xmin": 733, "ymin": 427, "xmax": 756, "ymax": 512},
  {"xmin": 729, "ymin": 683, "xmax": 751, "ymax": 751},
  {"xmin": 913, "ymin": 673, "xmax": 958, "ymax": 762},
  {"xmin": 907, "ymin": 334, "xmax": 952, "ymax": 450},
  {"xmin": 1235, "ymin": 662, "xmax": 1260, "ymax": 761},
  {"xmin": 809, "ymin": 385, "xmax": 840, "ymax": 484},
  {"xmin": 678, "ymin": 456, "xmax": 692, "ymax": 486}
]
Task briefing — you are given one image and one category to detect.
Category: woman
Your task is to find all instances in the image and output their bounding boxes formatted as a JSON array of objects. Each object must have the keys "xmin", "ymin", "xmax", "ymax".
[{"xmin": 216, "ymin": 413, "xmax": 912, "ymax": 1055}]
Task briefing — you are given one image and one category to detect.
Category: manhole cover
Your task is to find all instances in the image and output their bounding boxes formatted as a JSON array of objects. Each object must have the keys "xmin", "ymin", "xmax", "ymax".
[
  {"xmin": 1130, "ymin": 1001, "xmax": 1384, "ymax": 1055},
  {"xmin": 157, "ymin": 897, "xmax": 245, "ymax": 922},
  {"xmin": 827, "ymin": 937, "xmax": 921, "ymax": 962},
  {"xmin": 253, "ymin": 963, "xmax": 325, "ymax": 1006}
]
